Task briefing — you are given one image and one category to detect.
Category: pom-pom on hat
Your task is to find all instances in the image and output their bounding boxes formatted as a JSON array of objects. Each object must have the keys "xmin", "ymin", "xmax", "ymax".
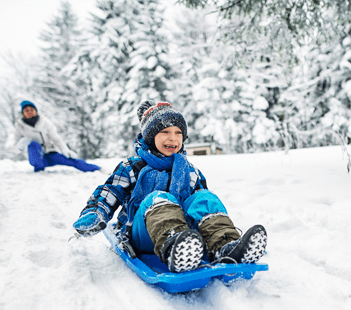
[
  {"xmin": 20, "ymin": 100, "xmax": 37, "ymax": 113},
  {"xmin": 137, "ymin": 100, "xmax": 188, "ymax": 147}
]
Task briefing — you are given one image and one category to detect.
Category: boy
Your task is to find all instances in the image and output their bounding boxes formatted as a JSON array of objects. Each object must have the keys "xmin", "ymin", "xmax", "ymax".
[{"xmin": 73, "ymin": 101, "xmax": 267, "ymax": 272}]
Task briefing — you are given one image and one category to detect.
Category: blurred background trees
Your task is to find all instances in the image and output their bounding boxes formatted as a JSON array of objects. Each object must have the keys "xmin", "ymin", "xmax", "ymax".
[{"xmin": 1, "ymin": 0, "xmax": 351, "ymax": 159}]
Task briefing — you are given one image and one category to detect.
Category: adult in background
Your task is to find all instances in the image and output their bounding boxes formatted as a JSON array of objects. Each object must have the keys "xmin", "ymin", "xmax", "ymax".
[{"xmin": 15, "ymin": 100, "xmax": 101, "ymax": 173}]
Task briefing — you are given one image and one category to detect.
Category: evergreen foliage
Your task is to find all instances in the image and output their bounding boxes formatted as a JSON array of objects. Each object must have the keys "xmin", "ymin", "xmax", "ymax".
[
  {"xmin": 33, "ymin": 2, "xmax": 89, "ymax": 156},
  {"xmin": 179, "ymin": 0, "xmax": 351, "ymax": 67},
  {"xmin": 0, "ymin": 53, "xmax": 38, "ymax": 159}
]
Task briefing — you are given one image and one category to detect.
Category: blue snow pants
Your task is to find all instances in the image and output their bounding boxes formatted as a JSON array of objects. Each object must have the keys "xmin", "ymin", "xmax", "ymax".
[
  {"xmin": 27, "ymin": 141, "xmax": 100, "ymax": 172},
  {"xmin": 131, "ymin": 190, "xmax": 228, "ymax": 252}
]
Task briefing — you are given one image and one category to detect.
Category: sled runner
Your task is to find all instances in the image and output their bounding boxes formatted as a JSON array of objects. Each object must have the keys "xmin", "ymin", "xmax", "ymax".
[{"xmin": 103, "ymin": 223, "xmax": 269, "ymax": 294}]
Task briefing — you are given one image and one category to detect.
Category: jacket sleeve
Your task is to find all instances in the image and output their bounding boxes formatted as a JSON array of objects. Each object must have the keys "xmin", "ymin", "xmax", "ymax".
[
  {"xmin": 14, "ymin": 121, "xmax": 24, "ymax": 145},
  {"xmin": 44, "ymin": 117, "xmax": 70, "ymax": 153},
  {"xmin": 189, "ymin": 163, "xmax": 208, "ymax": 193},
  {"xmin": 81, "ymin": 159, "xmax": 136, "ymax": 221}
]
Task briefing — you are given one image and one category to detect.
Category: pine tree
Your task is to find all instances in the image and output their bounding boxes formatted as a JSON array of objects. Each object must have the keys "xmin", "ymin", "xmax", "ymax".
[
  {"xmin": 34, "ymin": 2, "xmax": 86, "ymax": 156},
  {"xmin": 117, "ymin": 0, "xmax": 175, "ymax": 155},
  {"xmin": 282, "ymin": 33, "xmax": 351, "ymax": 148},
  {"xmin": 166, "ymin": 6, "xmax": 224, "ymax": 145},
  {"xmin": 179, "ymin": 0, "xmax": 351, "ymax": 67},
  {"xmin": 68, "ymin": 0, "xmax": 175, "ymax": 157},
  {"xmin": 0, "ymin": 53, "xmax": 39, "ymax": 159},
  {"xmin": 167, "ymin": 5, "xmax": 286, "ymax": 153}
]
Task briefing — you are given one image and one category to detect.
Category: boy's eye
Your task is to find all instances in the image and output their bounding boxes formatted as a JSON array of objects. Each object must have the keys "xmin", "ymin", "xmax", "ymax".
[{"xmin": 159, "ymin": 129, "xmax": 182, "ymax": 134}]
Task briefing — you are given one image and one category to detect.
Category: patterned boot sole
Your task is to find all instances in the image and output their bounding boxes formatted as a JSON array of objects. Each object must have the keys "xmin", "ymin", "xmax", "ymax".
[
  {"xmin": 168, "ymin": 230, "xmax": 204, "ymax": 273},
  {"xmin": 241, "ymin": 226, "xmax": 267, "ymax": 264}
]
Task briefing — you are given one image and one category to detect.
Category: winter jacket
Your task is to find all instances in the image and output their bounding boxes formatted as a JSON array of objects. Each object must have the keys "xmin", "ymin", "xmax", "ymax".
[
  {"xmin": 15, "ymin": 114, "xmax": 70, "ymax": 154},
  {"xmin": 84, "ymin": 136, "xmax": 208, "ymax": 230}
]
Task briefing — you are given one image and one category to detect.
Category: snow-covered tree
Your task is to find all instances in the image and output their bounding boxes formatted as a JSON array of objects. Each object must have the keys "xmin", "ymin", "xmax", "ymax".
[
  {"xmin": 165, "ymin": 6, "xmax": 225, "ymax": 144},
  {"xmin": 179, "ymin": 0, "xmax": 351, "ymax": 68},
  {"xmin": 66, "ymin": 0, "xmax": 175, "ymax": 157},
  {"xmin": 33, "ymin": 2, "xmax": 89, "ymax": 156},
  {"xmin": 0, "ymin": 53, "xmax": 40, "ymax": 159},
  {"xmin": 280, "ymin": 33, "xmax": 351, "ymax": 149},
  {"xmin": 113, "ymin": 0, "xmax": 175, "ymax": 155},
  {"xmin": 167, "ymin": 5, "xmax": 288, "ymax": 153}
]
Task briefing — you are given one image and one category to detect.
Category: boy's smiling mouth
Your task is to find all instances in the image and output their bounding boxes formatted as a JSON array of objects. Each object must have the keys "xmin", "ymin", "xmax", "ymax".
[{"xmin": 154, "ymin": 126, "xmax": 183, "ymax": 156}]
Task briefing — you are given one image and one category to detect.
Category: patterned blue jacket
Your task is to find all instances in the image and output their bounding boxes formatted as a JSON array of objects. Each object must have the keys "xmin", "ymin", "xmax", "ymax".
[{"xmin": 84, "ymin": 156, "xmax": 208, "ymax": 227}]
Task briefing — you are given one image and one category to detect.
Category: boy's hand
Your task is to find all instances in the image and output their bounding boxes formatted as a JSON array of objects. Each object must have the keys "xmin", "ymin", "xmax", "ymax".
[{"xmin": 73, "ymin": 212, "xmax": 107, "ymax": 236}]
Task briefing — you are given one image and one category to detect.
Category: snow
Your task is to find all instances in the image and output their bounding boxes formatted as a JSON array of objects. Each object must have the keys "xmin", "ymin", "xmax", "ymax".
[
  {"xmin": 253, "ymin": 96, "xmax": 269, "ymax": 110},
  {"xmin": 1, "ymin": 146, "xmax": 351, "ymax": 310}
]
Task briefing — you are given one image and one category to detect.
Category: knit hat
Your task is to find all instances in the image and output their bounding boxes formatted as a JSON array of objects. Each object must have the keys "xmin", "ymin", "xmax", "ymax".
[
  {"xmin": 137, "ymin": 100, "xmax": 188, "ymax": 146},
  {"xmin": 21, "ymin": 100, "xmax": 37, "ymax": 113}
]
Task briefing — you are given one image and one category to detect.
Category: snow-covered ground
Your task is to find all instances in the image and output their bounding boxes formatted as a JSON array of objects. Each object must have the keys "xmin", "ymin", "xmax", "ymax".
[{"xmin": 1, "ymin": 146, "xmax": 351, "ymax": 310}]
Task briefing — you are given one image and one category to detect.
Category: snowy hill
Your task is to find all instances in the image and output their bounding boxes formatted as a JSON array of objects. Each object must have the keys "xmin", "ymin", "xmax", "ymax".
[{"xmin": 1, "ymin": 146, "xmax": 351, "ymax": 310}]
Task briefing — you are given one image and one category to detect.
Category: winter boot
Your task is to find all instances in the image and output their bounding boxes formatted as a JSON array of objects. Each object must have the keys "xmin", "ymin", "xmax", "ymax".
[
  {"xmin": 198, "ymin": 213, "xmax": 241, "ymax": 261},
  {"xmin": 214, "ymin": 225, "xmax": 267, "ymax": 264},
  {"xmin": 161, "ymin": 229, "xmax": 204, "ymax": 273},
  {"xmin": 145, "ymin": 202, "xmax": 204, "ymax": 272}
]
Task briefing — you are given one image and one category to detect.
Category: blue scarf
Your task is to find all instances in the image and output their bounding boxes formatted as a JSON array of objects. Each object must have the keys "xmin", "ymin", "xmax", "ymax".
[{"xmin": 125, "ymin": 134, "xmax": 191, "ymax": 229}]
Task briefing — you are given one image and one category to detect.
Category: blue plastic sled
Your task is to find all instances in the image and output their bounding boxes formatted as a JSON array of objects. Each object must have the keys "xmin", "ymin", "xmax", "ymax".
[{"xmin": 103, "ymin": 223, "xmax": 268, "ymax": 294}]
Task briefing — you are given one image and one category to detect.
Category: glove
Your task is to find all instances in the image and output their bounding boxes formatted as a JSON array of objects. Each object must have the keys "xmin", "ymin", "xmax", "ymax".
[
  {"xmin": 17, "ymin": 137, "xmax": 32, "ymax": 151},
  {"xmin": 73, "ymin": 210, "xmax": 107, "ymax": 236},
  {"xmin": 62, "ymin": 149, "xmax": 78, "ymax": 159}
]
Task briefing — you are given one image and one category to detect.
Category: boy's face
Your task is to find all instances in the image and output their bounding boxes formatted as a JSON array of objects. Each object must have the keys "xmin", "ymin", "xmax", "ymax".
[
  {"xmin": 22, "ymin": 106, "xmax": 37, "ymax": 119},
  {"xmin": 154, "ymin": 126, "xmax": 183, "ymax": 156}
]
